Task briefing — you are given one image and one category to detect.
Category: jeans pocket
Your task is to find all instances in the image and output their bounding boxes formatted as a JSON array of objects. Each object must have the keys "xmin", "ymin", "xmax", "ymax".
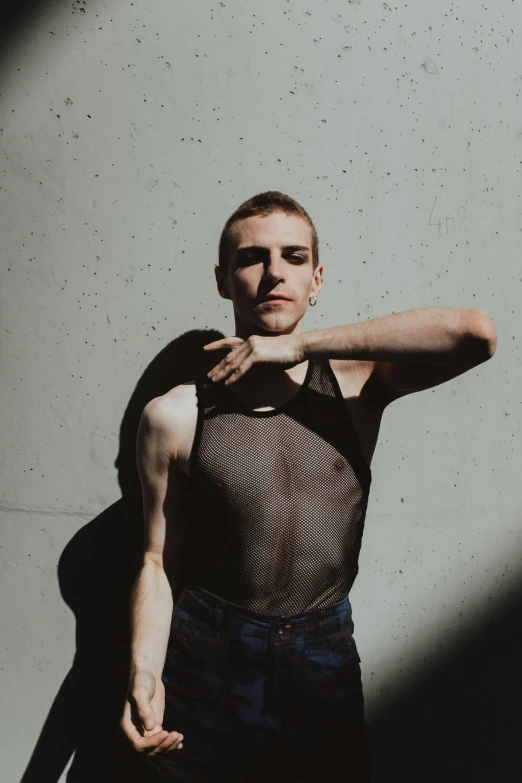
[
  {"xmin": 325, "ymin": 620, "xmax": 361, "ymax": 663},
  {"xmin": 341, "ymin": 626, "xmax": 361, "ymax": 662}
]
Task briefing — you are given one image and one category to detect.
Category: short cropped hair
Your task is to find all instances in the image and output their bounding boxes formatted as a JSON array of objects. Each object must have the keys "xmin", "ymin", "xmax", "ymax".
[{"xmin": 218, "ymin": 191, "xmax": 319, "ymax": 275}]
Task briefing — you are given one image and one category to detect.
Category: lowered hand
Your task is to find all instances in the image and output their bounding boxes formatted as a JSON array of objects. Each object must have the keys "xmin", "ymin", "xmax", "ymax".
[{"xmin": 120, "ymin": 669, "xmax": 184, "ymax": 756}]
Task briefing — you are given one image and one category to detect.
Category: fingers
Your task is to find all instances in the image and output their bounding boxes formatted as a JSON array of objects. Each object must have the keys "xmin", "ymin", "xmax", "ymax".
[
  {"xmin": 130, "ymin": 681, "xmax": 157, "ymax": 731},
  {"xmin": 121, "ymin": 704, "xmax": 184, "ymax": 755},
  {"xmin": 134, "ymin": 729, "xmax": 184, "ymax": 755},
  {"xmin": 147, "ymin": 730, "xmax": 184, "ymax": 756},
  {"xmin": 223, "ymin": 354, "xmax": 254, "ymax": 385},
  {"xmin": 136, "ymin": 699, "xmax": 156, "ymax": 732},
  {"xmin": 207, "ymin": 342, "xmax": 250, "ymax": 383},
  {"xmin": 120, "ymin": 699, "xmax": 151, "ymax": 747},
  {"xmin": 203, "ymin": 336, "xmax": 244, "ymax": 351}
]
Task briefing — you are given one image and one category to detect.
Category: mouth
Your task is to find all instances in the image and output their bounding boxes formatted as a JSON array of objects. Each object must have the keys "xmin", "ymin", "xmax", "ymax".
[{"xmin": 258, "ymin": 294, "xmax": 292, "ymax": 305}]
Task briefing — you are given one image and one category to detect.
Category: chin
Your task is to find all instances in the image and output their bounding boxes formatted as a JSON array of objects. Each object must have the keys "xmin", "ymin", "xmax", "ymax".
[{"xmin": 256, "ymin": 316, "xmax": 297, "ymax": 335}]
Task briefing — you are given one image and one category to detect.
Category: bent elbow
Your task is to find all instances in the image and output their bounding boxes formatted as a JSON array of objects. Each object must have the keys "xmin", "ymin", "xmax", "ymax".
[{"xmin": 466, "ymin": 309, "xmax": 497, "ymax": 360}]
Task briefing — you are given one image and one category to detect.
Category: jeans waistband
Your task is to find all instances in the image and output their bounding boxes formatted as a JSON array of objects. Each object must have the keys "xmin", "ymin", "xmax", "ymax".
[{"xmin": 175, "ymin": 585, "xmax": 354, "ymax": 644}]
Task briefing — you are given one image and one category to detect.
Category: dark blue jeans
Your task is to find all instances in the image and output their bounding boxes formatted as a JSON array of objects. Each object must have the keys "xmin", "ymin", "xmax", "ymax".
[{"xmin": 143, "ymin": 585, "xmax": 369, "ymax": 782}]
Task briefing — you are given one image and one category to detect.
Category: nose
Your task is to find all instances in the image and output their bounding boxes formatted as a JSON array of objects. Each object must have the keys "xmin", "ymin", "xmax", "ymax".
[{"xmin": 263, "ymin": 251, "xmax": 286, "ymax": 283}]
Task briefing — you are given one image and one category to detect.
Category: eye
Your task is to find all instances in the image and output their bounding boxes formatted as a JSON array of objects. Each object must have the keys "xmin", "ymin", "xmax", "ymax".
[{"xmin": 237, "ymin": 252, "xmax": 259, "ymax": 266}]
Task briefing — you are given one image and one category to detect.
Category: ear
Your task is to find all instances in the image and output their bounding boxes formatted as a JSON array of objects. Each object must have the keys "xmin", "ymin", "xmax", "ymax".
[
  {"xmin": 215, "ymin": 265, "xmax": 231, "ymax": 301},
  {"xmin": 309, "ymin": 263, "xmax": 323, "ymax": 298}
]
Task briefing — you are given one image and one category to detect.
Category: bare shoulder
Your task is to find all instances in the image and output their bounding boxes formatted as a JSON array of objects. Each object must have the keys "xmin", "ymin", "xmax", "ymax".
[
  {"xmin": 145, "ymin": 381, "xmax": 197, "ymax": 418},
  {"xmin": 141, "ymin": 382, "xmax": 199, "ymax": 471},
  {"xmin": 143, "ymin": 383, "xmax": 196, "ymax": 428}
]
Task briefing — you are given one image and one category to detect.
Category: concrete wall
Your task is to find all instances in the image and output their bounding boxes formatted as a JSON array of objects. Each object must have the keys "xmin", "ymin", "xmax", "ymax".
[{"xmin": 1, "ymin": 1, "xmax": 520, "ymax": 780}]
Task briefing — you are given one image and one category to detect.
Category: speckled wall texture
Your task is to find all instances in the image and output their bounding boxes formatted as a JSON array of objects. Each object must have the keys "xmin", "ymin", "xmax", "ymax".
[{"xmin": 1, "ymin": 1, "xmax": 520, "ymax": 781}]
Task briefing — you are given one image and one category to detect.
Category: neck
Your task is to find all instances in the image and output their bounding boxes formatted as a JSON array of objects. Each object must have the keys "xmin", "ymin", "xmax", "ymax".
[
  {"xmin": 233, "ymin": 316, "xmax": 303, "ymax": 342},
  {"xmin": 228, "ymin": 315, "xmax": 307, "ymax": 393},
  {"xmin": 225, "ymin": 359, "xmax": 310, "ymax": 408}
]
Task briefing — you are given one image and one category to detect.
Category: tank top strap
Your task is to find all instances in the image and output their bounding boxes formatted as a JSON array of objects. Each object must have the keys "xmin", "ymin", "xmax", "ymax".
[
  {"xmin": 307, "ymin": 355, "xmax": 335, "ymax": 396},
  {"xmin": 194, "ymin": 369, "xmax": 238, "ymax": 417}
]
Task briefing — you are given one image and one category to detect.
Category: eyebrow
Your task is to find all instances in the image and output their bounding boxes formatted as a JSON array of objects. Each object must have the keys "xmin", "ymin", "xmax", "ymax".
[{"xmin": 235, "ymin": 244, "xmax": 310, "ymax": 255}]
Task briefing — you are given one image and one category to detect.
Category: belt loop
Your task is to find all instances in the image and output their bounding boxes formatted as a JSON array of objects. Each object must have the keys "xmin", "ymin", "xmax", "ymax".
[{"xmin": 212, "ymin": 600, "xmax": 223, "ymax": 640}]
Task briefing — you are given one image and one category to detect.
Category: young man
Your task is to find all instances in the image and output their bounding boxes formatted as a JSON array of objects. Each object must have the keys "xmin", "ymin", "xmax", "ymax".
[{"xmin": 120, "ymin": 192, "xmax": 497, "ymax": 781}]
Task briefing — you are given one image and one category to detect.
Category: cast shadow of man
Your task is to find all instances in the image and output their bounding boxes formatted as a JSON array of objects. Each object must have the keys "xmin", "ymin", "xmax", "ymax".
[{"xmin": 20, "ymin": 328, "xmax": 228, "ymax": 783}]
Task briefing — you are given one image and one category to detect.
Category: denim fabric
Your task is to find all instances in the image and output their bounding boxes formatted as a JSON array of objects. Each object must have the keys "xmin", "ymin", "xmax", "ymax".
[{"xmin": 142, "ymin": 585, "xmax": 369, "ymax": 782}]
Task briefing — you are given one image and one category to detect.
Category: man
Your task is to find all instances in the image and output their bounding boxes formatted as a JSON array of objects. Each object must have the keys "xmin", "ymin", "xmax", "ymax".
[{"xmin": 120, "ymin": 191, "xmax": 497, "ymax": 781}]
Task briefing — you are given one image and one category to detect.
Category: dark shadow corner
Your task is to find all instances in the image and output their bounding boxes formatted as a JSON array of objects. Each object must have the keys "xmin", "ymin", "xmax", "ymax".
[
  {"xmin": 20, "ymin": 328, "xmax": 226, "ymax": 783},
  {"xmin": 0, "ymin": 1, "xmax": 62, "ymax": 54},
  {"xmin": 366, "ymin": 583, "xmax": 522, "ymax": 782}
]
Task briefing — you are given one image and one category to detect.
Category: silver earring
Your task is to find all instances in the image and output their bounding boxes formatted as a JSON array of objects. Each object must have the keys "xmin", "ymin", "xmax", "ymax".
[{"xmin": 309, "ymin": 296, "xmax": 317, "ymax": 307}]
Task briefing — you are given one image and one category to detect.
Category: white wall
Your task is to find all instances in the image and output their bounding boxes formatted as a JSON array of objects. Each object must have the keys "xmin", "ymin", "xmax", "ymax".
[{"xmin": 1, "ymin": 1, "xmax": 520, "ymax": 780}]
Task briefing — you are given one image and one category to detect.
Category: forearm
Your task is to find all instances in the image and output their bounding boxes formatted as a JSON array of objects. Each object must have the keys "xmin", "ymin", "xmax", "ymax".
[
  {"xmin": 130, "ymin": 560, "xmax": 174, "ymax": 678},
  {"xmin": 300, "ymin": 307, "xmax": 494, "ymax": 365}
]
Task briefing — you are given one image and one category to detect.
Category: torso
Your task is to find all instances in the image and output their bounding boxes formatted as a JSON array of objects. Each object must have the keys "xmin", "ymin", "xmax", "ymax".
[
  {"xmin": 156, "ymin": 357, "xmax": 390, "ymax": 613},
  {"xmin": 165, "ymin": 358, "xmax": 387, "ymax": 481}
]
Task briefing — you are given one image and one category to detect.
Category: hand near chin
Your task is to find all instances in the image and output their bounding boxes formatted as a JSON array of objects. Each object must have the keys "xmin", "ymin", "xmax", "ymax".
[{"xmin": 204, "ymin": 333, "xmax": 304, "ymax": 385}]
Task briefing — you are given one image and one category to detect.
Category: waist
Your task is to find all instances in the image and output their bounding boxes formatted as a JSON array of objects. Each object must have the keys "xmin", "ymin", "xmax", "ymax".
[{"xmin": 173, "ymin": 584, "xmax": 355, "ymax": 643}]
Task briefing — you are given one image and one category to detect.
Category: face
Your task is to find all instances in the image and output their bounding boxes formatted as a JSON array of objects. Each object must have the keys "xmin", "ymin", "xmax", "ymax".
[{"xmin": 216, "ymin": 211, "xmax": 323, "ymax": 336}]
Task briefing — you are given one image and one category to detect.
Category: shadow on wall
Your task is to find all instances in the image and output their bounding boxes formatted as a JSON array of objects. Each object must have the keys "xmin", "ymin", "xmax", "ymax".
[
  {"xmin": 367, "ymin": 582, "xmax": 522, "ymax": 782},
  {"xmin": 0, "ymin": 1, "xmax": 59, "ymax": 50},
  {"xmin": 17, "ymin": 325, "xmax": 522, "ymax": 782},
  {"xmin": 19, "ymin": 328, "xmax": 227, "ymax": 783}
]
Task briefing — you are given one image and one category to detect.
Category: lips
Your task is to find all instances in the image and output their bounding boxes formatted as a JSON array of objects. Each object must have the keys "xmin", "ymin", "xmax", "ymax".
[{"xmin": 259, "ymin": 294, "xmax": 292, "ymax": 303}]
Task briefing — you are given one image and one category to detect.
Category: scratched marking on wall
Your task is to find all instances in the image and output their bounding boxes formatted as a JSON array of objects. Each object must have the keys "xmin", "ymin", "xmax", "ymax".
[{"xmin": 428, "ymin": 196, "xmax": 468, "ymax": 237}]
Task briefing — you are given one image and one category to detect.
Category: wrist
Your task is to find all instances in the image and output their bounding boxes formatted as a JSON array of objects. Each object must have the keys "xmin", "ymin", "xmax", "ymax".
[
  {"xmin": 298, "ymin": 330, "xmax": 314, "ymax": 361},
  {"xmin": 130, "ymin": 656, "xmax": 163, "ymax": 680}
]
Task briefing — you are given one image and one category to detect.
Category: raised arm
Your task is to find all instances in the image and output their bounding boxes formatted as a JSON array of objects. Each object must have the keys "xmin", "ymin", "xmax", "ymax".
[{"xmin": 120, "ymin": 397, "xmax": 186, "ymax": 757}]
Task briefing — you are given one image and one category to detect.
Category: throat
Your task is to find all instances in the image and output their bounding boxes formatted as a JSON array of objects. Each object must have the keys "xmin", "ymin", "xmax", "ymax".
[{"xmin": 226, "ymin": 360, "xmax": 310, "ymax": 412}]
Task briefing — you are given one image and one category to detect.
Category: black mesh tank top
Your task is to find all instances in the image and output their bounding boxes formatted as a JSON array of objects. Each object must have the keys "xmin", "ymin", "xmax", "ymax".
[{"xmin": 179, "ymin": 357, "xmax": 372, "ymax": 617}]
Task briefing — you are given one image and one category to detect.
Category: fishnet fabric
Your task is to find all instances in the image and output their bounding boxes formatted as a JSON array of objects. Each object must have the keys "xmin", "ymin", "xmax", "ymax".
[{"xmin": 181, "ymin": 357, "xmax": 372, "ymax": 617}]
